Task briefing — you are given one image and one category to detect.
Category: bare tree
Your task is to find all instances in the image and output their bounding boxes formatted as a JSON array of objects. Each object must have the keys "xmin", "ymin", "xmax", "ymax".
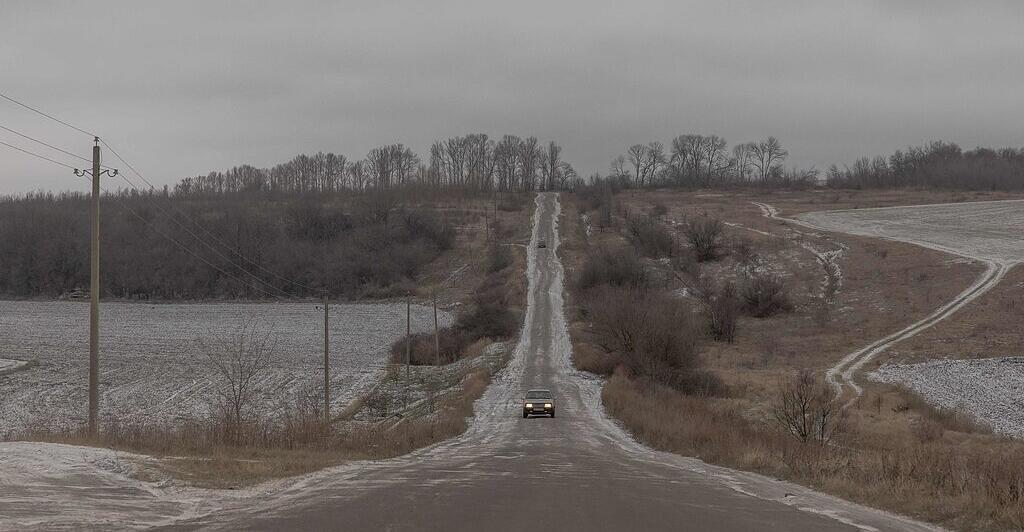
[
  {"xmin": 465, "ymin": 133, "xmax": 496, "ymax": 190},
  {"xmin": 494, "ymin": 135, "xmax": 522, "ymax": 191},
  {"xmin": 348, "ymin": 159, "xmax": 368, "ymax": 190},
  {"xmin": 199, "ymin": 320, "xmax": 275, "ymax": 441},
  {"xmin": 699, "ymin": 135, "xmax": 731, "ymax": 185},
  {"xmin": 772, "ymin": 369, "xmax": 843, "ymax": 445},
  {"xmin": 627, "ymin": 142, "xmax": 665, "ymax": 187},
  {"xmin": 669, "ymin": 135, "xmax": 701, "ymax": 185},
  {"xmin": 683, "ymin": 213, "xmax": 724, "ymax": 262},
  {"xmin": 610, "ymin": 155, "xmax": 629, "ymax": 181},
  {"xmin": 541, "ymin": 141, "xmax": 563, "ymax": 191},
  {"xmin": 732, "ymin": 142, "xmax": 756, "ymax": 182},
  {"xmin": 751, "ymin": 136, "xmax": 788, "ymax": 183},
  {"xmin": 518, "ymin": 136, "xmax": 542, "ymax": 191}
]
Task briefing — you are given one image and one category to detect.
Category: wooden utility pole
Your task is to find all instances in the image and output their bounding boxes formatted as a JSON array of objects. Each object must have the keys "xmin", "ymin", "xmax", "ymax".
[
  {"xmin": 322, "ymin": 295, "xmax": 330, "ymax": 423},
  {"xmin": 89, "ymin": 139, "xmax": 100, "ymax": 434},
  {"xmin": 75, "ymin": 138, "xmax": 116, "ymax": 435},
  {"xmin": 432, "ymin": 288, "xmax": 440, "ymax": 366},
  {"xmin": 405, "ymin": 293, "xmax": 411, "ymax": 409}
]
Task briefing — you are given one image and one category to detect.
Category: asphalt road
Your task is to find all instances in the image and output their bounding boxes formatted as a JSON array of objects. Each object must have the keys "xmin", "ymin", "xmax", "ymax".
[{"xmin": 165, "ymin": 193, "xmax": 935, "ymax": 532}]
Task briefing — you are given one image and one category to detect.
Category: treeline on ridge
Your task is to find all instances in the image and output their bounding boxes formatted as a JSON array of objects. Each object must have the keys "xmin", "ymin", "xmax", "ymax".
[
  {"xmin": 1, "ymin": 131, "xmax": 569, "ymax": 299},
  {"xmin": 597, "ymin": 134, "xmax": 1024, "ymax": 191},
  {"xmin": 175, "ymin": 133, "xmax": 577, "ymax": 195}
]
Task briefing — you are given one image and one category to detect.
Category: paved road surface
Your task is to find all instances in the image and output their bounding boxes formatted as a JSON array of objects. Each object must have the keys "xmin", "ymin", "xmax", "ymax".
[{"xmin": 162, "ymin": 193, "xmax": 935, "ymax": 532}]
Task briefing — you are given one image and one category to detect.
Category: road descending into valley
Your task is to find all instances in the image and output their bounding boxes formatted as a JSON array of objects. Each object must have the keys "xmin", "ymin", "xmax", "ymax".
[{"xmin": 159, "ymin": 194, "xmax": 934, "ymax": 532}]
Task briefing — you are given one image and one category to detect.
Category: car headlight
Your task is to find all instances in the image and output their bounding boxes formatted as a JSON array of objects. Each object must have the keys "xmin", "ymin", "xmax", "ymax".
[
  {"xmin": 525, "ymin": 403, "xmax": 533, "ymax": 408},
  {"xmin": 544, "ymin": 403, "xmax": 552, "ymax": 408}
]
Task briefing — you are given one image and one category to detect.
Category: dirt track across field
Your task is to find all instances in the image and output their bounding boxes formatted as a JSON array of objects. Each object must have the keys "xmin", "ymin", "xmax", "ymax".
[{"xmin": 754, "ymin": 200, "xmax": 1024, "ymax": 406}]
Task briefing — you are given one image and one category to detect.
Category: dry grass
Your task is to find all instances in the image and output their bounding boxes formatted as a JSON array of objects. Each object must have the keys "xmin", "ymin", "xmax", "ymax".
[
  {"xmin": 12, "ymin": 196, "xmax": 535, "ymax": 489},
  {"xmin": 604, "ymin": 372, "xmax": 1024, "ymax": 532},
  {"xmin": 891, "ymin": 264, "xmax": 1024, "ymax": 362},
  {"xmin": 562, "ymin": 188, "xmax": 1024, "ymax": 531},
  {"xmin": 20, "ymin": 367, "xmax": 494, "ymax": 489}
]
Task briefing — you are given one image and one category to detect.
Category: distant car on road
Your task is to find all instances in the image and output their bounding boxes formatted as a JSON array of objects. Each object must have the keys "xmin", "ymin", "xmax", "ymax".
[
  {"xmin": 523, "ymin": 389, "xmax": 555, "ymax": 418},
  {"xmin": 537, "ymin": 240, "xmax": 547, "ymax": 248}
]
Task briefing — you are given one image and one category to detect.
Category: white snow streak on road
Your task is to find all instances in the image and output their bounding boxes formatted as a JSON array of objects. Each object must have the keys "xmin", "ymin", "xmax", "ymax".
[{"xmin": 755, "ymin": 200, "xmax": 1024, "ymax": 406}]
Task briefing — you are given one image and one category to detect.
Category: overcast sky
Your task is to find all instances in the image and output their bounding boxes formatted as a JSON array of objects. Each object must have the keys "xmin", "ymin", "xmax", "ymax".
[{"xmin": 2, "ymin": 1, "xmax": 1023, "ymax": 193}]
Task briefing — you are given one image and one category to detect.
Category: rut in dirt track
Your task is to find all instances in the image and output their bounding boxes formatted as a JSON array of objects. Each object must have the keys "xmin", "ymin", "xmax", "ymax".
[{"xmin": 756, "ymin": 200, "xmax": 1016, "ymax": 406}]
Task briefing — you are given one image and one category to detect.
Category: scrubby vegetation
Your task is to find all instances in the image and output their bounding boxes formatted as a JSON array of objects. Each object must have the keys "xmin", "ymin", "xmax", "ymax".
[
  {"xmin": 564, "ymin": 188, "xmax": 1024, "ymax": 530},
  {"xmin": 0, "ymin": 132, "xmax": 570, "ymax": 300},
  {"xmin": 391, "ymin": 226, "xmax": 523, "ymax": 367},
  {"xmin": 827, "ymin": 141, "xmax": 1024, "ymax": 191}
]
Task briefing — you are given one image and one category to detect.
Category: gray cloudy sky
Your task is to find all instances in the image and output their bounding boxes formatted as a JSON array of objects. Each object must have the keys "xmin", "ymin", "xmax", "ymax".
[{"xmin": 2, "ymin": 1, "xmax": 1023, "ymax": 193}]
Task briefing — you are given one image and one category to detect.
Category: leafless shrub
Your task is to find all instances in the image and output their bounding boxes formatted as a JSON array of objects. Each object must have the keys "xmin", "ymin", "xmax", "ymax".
[
  {"xmin": 730, "ymin": 236, "xmax": 758, "ymax": 266},
  {"xmin": 575, "ymin": 246, "xmax": 649, "ymax": 291},
  {"xmin": 486, "ymin": 241, "xmax": 512, "ymax": 273},
  {"xmin": 198, "ymin": 320, "xmax": 275, "ymax": 443},
  {"xmin": 626, "ymin": 215, "xmax": 674, "ymax": 257},
  {"xmin": 572, "ymin": 342, "xmax": 619, "ymax": 376},
  {"xmin": 587, "ymin": 287, "xmax": 724, "ymax": 395},
  {"xmin": 703, "ymin": 281, "xmax": 740, "ymax": 343},
  {"xmin": 772, "ymin": 369, "xmax": 843, "ymax": 445},
  {"xmin": 391, "ymin": 329, "xmax": 468, "ymax": 366},
  {"xmin": 671, "ymin": 246, "xmax": 700, "ymax": 278},
  {"xmin": 683, "ymin": 213, "xmax": 724, "ymax": 262},
  {"xmin": 740, "ymin": 271, "xmax": 793, "ymax": 317}
]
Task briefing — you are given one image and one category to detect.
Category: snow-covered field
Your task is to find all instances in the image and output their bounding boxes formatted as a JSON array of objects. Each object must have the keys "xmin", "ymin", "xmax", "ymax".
[
  {"xmin": 871, "ymin": 358, "xmax": 1024, "ymax": 437},
  {"xmin": 793, "ymin": 199, "xmax": 1024, "ymax": 418},
  {"xmin": 0, "ymin": 301, "xmax": 451, "ymax": 436},
  {"xmin": 798, "ymin": 199, "xmax": 1024, "ymax": 264}
]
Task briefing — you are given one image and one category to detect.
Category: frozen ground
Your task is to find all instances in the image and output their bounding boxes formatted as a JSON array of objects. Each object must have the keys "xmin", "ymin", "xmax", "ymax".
[
  {"xmin": 798, "ymin": 199, "xmax": 1024, "ymax": 264},
  {"xmin": 787, "ymin": 200, "xmax": 1024, "ymax": 407},
  {"xmin": 0, "ymin": 194, "xmax": 938, "ymax": 531},
  {"xmin": 871, "ymin": 357, "xmax": 1024, "ymax": 437},
  {"xmin": 0, "ymin": 358, "xmax": 27, "ymax": 373},
  {"xmin": 0, "ymin": 301, "xmax": 451, "ymax": 436}
]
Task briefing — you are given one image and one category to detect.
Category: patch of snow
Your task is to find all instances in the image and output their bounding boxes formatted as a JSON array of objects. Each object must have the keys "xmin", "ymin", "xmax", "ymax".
[
  {"xmin": 0, "ymin": 301, "xmax": 453, "ymax": 436},
  {"xmin": 0, "ymin": 358, "xmax": 28, "ymax": 374},
  {"xmin": 579, "ymin": 213, "xmax": 592, "ymax": 238},
  {"xmin": 758, "ymin": 200, "xmax": 1015, "ymax": 406},
  {"xmin": 871, "ymin": 357, "xmax": 1024, "ymax": 438}
]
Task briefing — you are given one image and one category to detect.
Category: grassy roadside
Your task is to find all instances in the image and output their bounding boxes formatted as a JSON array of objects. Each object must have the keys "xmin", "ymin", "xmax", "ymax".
[
  {"xmin": 12, "ymin": 193, "xmax": 533, "ymax": 489},
  {"xmin": 561, "ymin": 187, "xmax": 1024, "ymax": 532}
]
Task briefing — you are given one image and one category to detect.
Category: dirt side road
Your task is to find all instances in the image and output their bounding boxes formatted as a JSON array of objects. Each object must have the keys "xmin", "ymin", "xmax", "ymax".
[{"xmin": 158, "ymin": 194, "xmax": 935, "ymax": 532}]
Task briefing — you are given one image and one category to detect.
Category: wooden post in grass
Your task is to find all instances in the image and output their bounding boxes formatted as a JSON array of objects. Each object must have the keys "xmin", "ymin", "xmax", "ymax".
[
  {"xmin": 433, "ymin": 287, "xmax": 440, "ymax": 366},
  {"xmin": 405, "ymin": 292, "xmax": 411, "ymax": 409},
  {"xmin": 323, "ymin": 294, "xmax": 330, "ymax": 424}
]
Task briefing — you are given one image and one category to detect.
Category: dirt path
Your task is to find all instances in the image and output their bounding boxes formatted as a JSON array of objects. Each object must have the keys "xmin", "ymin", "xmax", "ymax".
[
  {"xmin": 756, "ymin": 200, "xmax": 1018, "ymax": 406},
  {"xmin": 1, "ymin": 194, "xmax": 938, "ymax": 531}
]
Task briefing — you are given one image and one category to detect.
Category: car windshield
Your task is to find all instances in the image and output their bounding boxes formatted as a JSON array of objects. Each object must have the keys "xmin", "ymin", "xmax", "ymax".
[{"xmin": 526, "ymin": 391, "xmax": 552, "ymax": 399}]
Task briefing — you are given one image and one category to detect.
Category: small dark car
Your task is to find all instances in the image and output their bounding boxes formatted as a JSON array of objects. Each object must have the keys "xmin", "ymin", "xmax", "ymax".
[
  {"xmin": 537, "ymin": 241, "xmax": 547, "ymax": 248},
  {"xmin": 523, "ymin": 389, "xmax": 555, "ymax": 418}
]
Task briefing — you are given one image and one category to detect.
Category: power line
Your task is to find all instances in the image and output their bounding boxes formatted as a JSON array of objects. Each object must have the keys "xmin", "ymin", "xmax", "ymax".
[
  {"xmin": 0, "ymin": 91, "xmax": 96, "ymax": 137},
  {"xmin": 0, "ymin": 139, "xmax": 78, "ymax": 170},
  {"xmin": 0, "ymin": 92, "xmax": 313, "ymax": 298},
  {"xmin": 71, "ymin": 172, "xmax": 289, "ymax": 300},
  {"xmin": 100, "ymin": 137, "xmax": 321, "ymax": 294},
  {"xmin": 109, "ymin": 168, "xmax": 297, "ymax": 299},
  {"xmin": 0, "ymin": 123, "xmax": 115, "ymax": 170}
]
